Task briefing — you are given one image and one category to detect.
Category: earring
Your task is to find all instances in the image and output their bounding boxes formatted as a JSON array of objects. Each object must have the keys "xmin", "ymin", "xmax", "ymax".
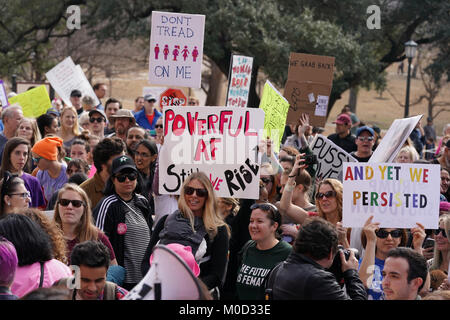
[{"xmin": 7, "ymin": 202, "xmax": 11, "ymax": 206}]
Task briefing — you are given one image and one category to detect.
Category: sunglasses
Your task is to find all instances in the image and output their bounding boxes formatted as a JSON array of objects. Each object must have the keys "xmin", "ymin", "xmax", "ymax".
[
  {"xmin": 250, "ymin": 202, "xmax": 280, "ymax": 222},
  {"xmin": 59, "ymin": 198, "xmax": 85, "ymax": 208},
  {"xmin": 357, "ymin": 136, "xmax": 374, "ymax": 142},
  {"xmin": 375, "ymin": 229, "xmax": 403, "ymax": 239},
  {"xmin": 184, "ymin": 186, "xmax": 208, "ymax": 198},
  {"xmin": 155, "ymin": 124, "xmax": 163, "ymax": 129},
  {"xmin": 9, "ymin": 192, "xmax": 31, "ymax": 199},
  {"xmin": 261, "ymin": 177, "xmax": 272, "ymax": 184},
  {"xmin": 32, "ymin": 156, "xmax": 43, "ymax": 163},
  {"xmin": 433, "ymin": 228, "xmax": 447, "ymax": 238},
  {"xmin": 315, "ymin": 190, "xmax": 337, "ymax": 200},
  {"xmin": 115, "ymin": 172, "xmax": 138, "ymax": 183},
  {"xmin": 89, "ymin": 117, "xmax": 104, "ymax": 123}
]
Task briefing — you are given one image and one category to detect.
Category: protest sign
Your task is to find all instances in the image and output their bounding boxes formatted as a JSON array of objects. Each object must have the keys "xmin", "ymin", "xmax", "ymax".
[
  {"xmin": 310, "ymin": 134, "xmax": 358, "ymax": 180},
  {"xmin": 8, "ymin": 85, "xmax": 52, "ymax": 118},
  {"xmin": 160, "ymin": 88, "xmax": 187, "ymax": 108},
  {"xmin": 283, "ymin": 53, "xmax": 335, "ymax": 128},
  {"xmin": 149, "ymin": 11, "xmax": 205, "ymax": 88},
  {"xmin": 258, "ymin": 81, "xmax": 290, "ymax": 153},
  {"xmin": 0, "ymin": 80, "xmax": 8, "ymax": 107},
  {"xmin": 226, "ymin": 55, "xmax": 253, "ymax": 108},
  {"xmin": 342, "ymin": 162, "xmax": 440, "ymax": 229},
  {"xmin": 45, "ymin": 57, "xmax": 99, "ymax": 107},
  {"xmin": 369, "ymin": 115, "xmax": 422, "ymax": 163},
  {"xmin": 158, "ymin": 106, "xmax": 265, "ymax": 199}
]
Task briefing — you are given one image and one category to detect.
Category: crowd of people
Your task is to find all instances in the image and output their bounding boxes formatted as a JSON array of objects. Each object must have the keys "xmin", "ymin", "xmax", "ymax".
[{"xmin": 0, "ymin": 86, "xmax": 449, "ymax": 302}]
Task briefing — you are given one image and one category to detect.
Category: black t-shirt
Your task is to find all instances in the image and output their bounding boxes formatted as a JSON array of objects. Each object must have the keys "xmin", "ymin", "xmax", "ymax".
[
  {"xmin": 327, "ymin": 133, "xmax": 357, "ymax": 154},
  {"xmin": 350, "ymin": 152, "xmax": 372, "ymax": 162}
]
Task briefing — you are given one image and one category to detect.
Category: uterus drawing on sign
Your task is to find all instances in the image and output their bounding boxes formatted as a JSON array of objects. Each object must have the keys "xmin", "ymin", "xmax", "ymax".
[{"xmin": 290, "ymin": 87, "xmax": 301, "ymax": 111}]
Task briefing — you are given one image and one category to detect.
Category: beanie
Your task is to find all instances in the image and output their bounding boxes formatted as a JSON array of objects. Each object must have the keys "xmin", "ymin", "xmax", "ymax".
[
  {"xmin": 31, "ymin": 136, "xmax": 63, "ymax": 161},
  {"xmin": 440, "ymin": 201, "xmax": 450, "ymax": 212}
]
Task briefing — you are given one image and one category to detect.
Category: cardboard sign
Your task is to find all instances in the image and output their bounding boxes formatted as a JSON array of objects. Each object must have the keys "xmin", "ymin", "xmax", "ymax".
[
  {"xmin": 310, "ymin": 134, "xmax": 358, "ymax": 180},
  {"xmin": 159, "ymin": 106, "xmax": 265, "ymax": 199},
  {"xmin": 283, "ymin": 53, "xmax": 335, "ymax": 128},
  {"xmin": 226, "ymin": 55, "xmax": 253, "ymax": 108},
  {"xmin": 8, "ymin": 85, "xmax": 52, "ymax": 118},
  {"xmin": 0, "ymin": 80, "xmax": 8, "ymax": 107},
  {"xmin": 342, "ymin": 162, "xmax": 440, "ymax": 229},
  {"xmin": 160, "ymin": 88, "xmax": 187, "ymax": 108},
  {"xmin": 149, "ymin": 11, "xmax": 205, "ymax": 88},
  {"xmin": 258, "ymin": 81, "xmax": 290, "ymax": 153},
  {"xmin": 369, "ymin": 115, "xmax": 422, "ymax": 163},
  {"xmin": 45, "ymin": 57, "xmax": 99, "ymax": 108}
]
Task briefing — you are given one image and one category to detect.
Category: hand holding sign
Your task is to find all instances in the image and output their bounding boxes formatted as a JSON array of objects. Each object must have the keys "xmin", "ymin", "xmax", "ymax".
[
  {"xmin": 362, "ymin": 215, "xmax": 380, "ymax": 244},
  {"xmin": 410, "ymin": 222, "xmax": 426, "ymax": 252}
]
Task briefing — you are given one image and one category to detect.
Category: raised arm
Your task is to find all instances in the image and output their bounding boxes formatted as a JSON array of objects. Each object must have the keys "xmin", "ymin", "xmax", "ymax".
[{"xmin": 358, "ymin": 215, "xmax": 380, "ymax": 289}]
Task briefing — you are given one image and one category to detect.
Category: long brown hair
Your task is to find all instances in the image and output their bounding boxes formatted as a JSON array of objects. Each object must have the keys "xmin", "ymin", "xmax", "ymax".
[
  {"xmin": 0, "ymin": 137, "xmax": 31, "ymax": 177},
  {"xmin": 315, "ymin": 178, "xmax": 343, "ymax": 221},
  {"xmin": 53, "ymin": 184, "xmax": 98, "ymax": 243}
]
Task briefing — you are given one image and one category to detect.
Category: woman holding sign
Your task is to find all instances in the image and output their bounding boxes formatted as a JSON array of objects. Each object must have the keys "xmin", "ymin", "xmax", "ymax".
[{"xmin": 358, "ymin": 215, "xmax": 425, "ymax": 300}]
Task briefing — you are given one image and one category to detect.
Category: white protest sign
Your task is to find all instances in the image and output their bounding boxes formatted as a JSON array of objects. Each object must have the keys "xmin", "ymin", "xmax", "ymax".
[
  {"xmin": 159, "ymin": 106, "xmax": 265, "ymax": 199},
  {"xmin": 342, "ymin": 162, "xmax": 440, "ymax": 229},
  {"xmin": 226, "ymin": 55, "xmax": 253, "ymax": 108},
  {"xmin": 45, "ymin": 57, "xmax": 99, "ymax": 107},
  {"xmin": 369, "ymin": 115, "xmax": 422, "ymax": 163},
  {"xmin": 0, "ymin": 80, "xmax": 8, "ymax": 107},
  {"xmin": 310, "ymin": 134, "xmax": 358, "ymax": 180},
  {"xmin": 149, "ymin": 11, "xmax": 205, "ymax": 88}
]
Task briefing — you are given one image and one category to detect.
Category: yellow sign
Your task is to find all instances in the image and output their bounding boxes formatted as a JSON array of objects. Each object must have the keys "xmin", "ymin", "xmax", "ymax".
[
  {"xmin": 258, "ymin": 81, "xmax": 290, "ymax": 152},
  {"xmin": 8, "ymin": 85, "xmax": 52, "ymax": 118}
]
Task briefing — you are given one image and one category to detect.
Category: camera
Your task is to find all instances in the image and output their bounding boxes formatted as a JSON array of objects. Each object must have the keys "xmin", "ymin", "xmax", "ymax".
[
  {"xmin": 327, "ymin": 245, "xmax": 359, "ymax": 286},
  {"xmin": 302, "ymin": 154, "xmax": 317, "ymax": 166}
]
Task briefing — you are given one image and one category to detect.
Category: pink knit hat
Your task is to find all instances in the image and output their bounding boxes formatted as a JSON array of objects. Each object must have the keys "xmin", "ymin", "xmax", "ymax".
[
  {"xmin": 440, "ymin": 201, "xmax": 450, "ymax": 213},
  {"xmin": 150, "ymin": 243, "xmax": 200, "ymax": 277}
]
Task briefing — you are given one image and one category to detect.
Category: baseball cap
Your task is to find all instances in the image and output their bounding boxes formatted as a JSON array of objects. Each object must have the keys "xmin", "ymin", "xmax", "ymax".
[
  {"xmin": 312, "ymin": 127, "xmax": 325, "ymax": 134},
  {"xmin": 333, "ymin": 113, "xmax": 351, "ymax": 125},
  {"xmin": 70, "ymin": 89, "xmax": 82, "ymax": 97},
  {"xmin": 46, "ymin": 107, "xmax": 60, "ymax": 117},
  {"xmin": 88, "ymin": 109, "xmax": 107, "ymax": 121},
  {"xmin": 111, "ymin": 155, "xmax": 137, "ymax": 175},
  {"xmin": 144, "ymin": 94, "xmax": 157, "ymax": 102},
  {"xmin": 356, "ymin": 126, "xmax": 375, "ymax": 137}
]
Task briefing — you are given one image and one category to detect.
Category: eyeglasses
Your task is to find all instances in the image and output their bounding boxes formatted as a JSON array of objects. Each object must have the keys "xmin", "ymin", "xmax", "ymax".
[
  {"xmin": 357, "ymin": 136, "xmax": 374, "ymax": 142},
  {"xmin": 315, "ymin": 190, "xmax": 337, "ymax": 200},
  {"xmin": 261, "ymin": 177, "xmax": 272, "ymax": 184},
  {"xmin": 89, "ymin": 117, "xmax": 104, "ymax": 123},
  {"xmin": 433, "ymin": 228, "xmax": 447, "ymax": 238},
  {"xmin": 9, "ymin": 192, "xmax": 31, "ymax": 199},
  {"xmin": 375, "ymin": 229, "xmax": 403, "ymax": 239},
  {"xmin": 59, "ymin": 198, "xmax": 85, "ymax": 208},
  {"xmin": 155, "ymin": 124, "xmax": 163, "ymax": 129},
  {"xmin": 134, "ymin": 151, "xmax": 150, "ymax": 158},
  {"xmin": 184, "ymin": 186, "xmax": 208, "ymax": 198},
  {"xmin": 115, "ymin": 172, "xmax": 138, "ymax": 183}
]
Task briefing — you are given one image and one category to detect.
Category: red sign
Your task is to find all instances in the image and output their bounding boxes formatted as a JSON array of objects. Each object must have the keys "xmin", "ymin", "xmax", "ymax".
[{"xmin": 159, "ymin": 88, "xmax": 187, "ymax": 109}]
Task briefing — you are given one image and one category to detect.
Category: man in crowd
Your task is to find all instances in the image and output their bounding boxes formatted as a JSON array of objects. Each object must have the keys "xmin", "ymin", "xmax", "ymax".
[
  {"xmin": 350, "ymin": 126, "xmax": 376, "ymax": 162},
  {"xmin": 70, "ymin": 89, "xmax": 84, "ymax": 116},
  {"xmin": 341, "ymin": 105, "xmax": 360, "ymax": 136},
  {"xmin": 0, "ymin": 104, "xmax": 24, "ymax": 162},
  {"xmin": 327, "ymin": 113, "xmax": 357, "ymax": 154},
  {"xmin": 93, "ymin": 83, "xmax": 107, "ymax": 111},
  {"xmin": 82, "ymin": 96, "xmax": 96, "ymax": 113},
  {"xmin": 55, "ymin": 241, "xmax": 127, "ymax": 300},
  {"xmin": 104, "ymin": 98, "xmax": 122, "ymax": 135},
  {"xmin": 267, "ymin": 218, "xmax": 367, "ymax": 300},
  {"xmin": 133, "ymin": 96, "xmax": 145, "ymax": 114},
  {"xmin": 134, "ymin": 94, "xmax": 162, "ymax": 130},
  {"xmin": 381, "ymin": 247, "xmax": 428, "ymax": 300},
  {"xmin": 109, "ymin": 109, "xmax": 136, "ymax": 141},
  {"xmin": 80, "ymin": 137, "xmax": 125, "ymax": 208},
  {"xmin": 88, "ymin": 109, "xmax": 107, "ymax": 139},
  {"xmin": 126, "ymin": 126, "xmax": 148, "ymax": 156}
]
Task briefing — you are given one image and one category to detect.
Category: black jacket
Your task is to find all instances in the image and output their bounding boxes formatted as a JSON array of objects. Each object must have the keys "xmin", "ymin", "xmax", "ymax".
[
  {"xmin": 270, "ymin": 252, "xmax": 367, "ymax": 300},
  {"xmin": 93, "ymin": 193, "xmax": 153, "ymax": 267}
]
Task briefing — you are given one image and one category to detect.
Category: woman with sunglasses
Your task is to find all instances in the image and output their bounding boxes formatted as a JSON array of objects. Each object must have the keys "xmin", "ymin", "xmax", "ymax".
[
  {"xmin": 31, "ymin": 136, "xmax": 68, "ymax": 203},
  {"xmin": 428, "ymin": 215, "xmax": 450, "ymax": 274},
  {"xmin": 235, "ymin": 202, "xmax": 292, "ymax": 300},
  {"xmin": 0, "ymin": 172, "xmax": 30, "ymax": 218},
  {"xmin": 0, "ymin": 138, "xmax": 46, "ymax": 209},
  {"xmin": 154, "ymin": 118, "xmax": 164, "ymax": 150},
  {"xmin": 142, "ymin": 172, "xmax": 230, "ymax": 293},
  {"xmin": 358, "ymin": 215, "xmax": 425, "ymax": 300},
  {"xmin": 93, "ymin": 155, "xmax": 152, "ymax": 290},
  {"xmin": 54, "ymin": 183, "xmax": 117, "ymax": 265}
]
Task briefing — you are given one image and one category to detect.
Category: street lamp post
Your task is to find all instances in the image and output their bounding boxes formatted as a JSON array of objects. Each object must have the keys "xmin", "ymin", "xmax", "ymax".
[{"xmin": 404, "ymin": 40, "xmax": 418, "ymax": 118}]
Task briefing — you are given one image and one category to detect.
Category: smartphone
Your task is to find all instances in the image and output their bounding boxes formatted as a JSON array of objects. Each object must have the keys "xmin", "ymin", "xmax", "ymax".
[{"xmin": 423, "ymin": 238, "xmax": 435, "ymax": 249}]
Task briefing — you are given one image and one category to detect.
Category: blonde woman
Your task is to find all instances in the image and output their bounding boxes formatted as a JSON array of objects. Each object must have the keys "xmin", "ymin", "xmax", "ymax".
[
  {"xmin": 53, "ymin": 183, "xmax": 117, "ymax": 265},
  {"xmin": 395, "ymin": 145, "xmax": 419, "ymax": 163},
  {"xmin": 143, "ymin": 171, "xmax": 231, "ymax": 291},
  {"xmin": 15, "ymin": 118, "xmax": 41, "ymax": 147},
  {"xmin": 428, "ymin": 215, "xmax": 450, "ymax": 274},
  {"xmin": 58, "ymin": 106, "xmax": 80, "ymax": 154}
]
